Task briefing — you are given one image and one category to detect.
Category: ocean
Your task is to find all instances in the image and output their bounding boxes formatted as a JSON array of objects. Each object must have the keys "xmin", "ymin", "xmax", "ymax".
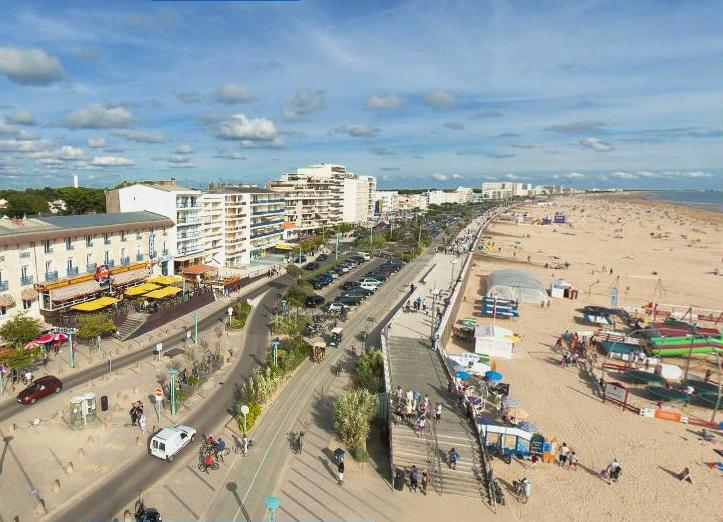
[{"xmin": 641, "ymin": 190, "xmax": 723, "ymax": 213}]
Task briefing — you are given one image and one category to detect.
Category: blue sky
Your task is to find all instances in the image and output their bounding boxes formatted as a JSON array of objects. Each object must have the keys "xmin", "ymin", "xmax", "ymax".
[{"xmin": 0, "ymin": 0, "xmax": 721, "ymax": 190}]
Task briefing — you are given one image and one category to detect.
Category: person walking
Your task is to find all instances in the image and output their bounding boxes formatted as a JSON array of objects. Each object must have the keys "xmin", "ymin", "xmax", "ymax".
[
  {"xmin": 677, "ymin": 467, "xmax": 693, "ymax": 484},
  {"xmin": 435, "ymin": 403, "xmax": 442, "ymax": 423},
  {"xmin": 569, "ymin": 451, "xmax": 579, "ymax": 470},
  {"xmin": 606, "ymin": 458, "xmax": 622, "ymax": 484},
  {"xmin": 241, "ymin": 433, "xmax": 249, "ymax": 456},
  {"xmin": 559, "ymin": 442, "xmax": 570, "ymax": 467},
  {"xmin": 410, "ymin": 465, "xmax": 419, "ymax": 492},
  {"xmin": 421, "ymin": 470, "xmax": 429, "ymax": 495},
  {"xmin": 138, "ymin": 412, "xmax": 147, "ymax": 435},
  {"xmin": 337, "ymin": 458, "xmax": 345, "ymax": 485},
  {"xmin": 448, "ymin": 448, "xmax": 460, "ymax": 470}
]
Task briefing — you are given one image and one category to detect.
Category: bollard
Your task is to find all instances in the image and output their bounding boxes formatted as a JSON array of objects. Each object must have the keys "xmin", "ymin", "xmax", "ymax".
[
  {"xmin": 52, "ymin": 479, "xmax": 61, "ymax": 493},
  {"xmin": 34, "ymin": 503, "xmax": 47, "ymax": 515},
  {"xmin": 77, "ymin": 448, "xmax": 85, "ymax": 458},
  {"xmin": 86, "ymin": 435, "xmax": 95, "ymax": 446},
  {"xmin": 63, "ymin": 461, "xmax": 74, "ymax": 474},
  {"xmin": 136, "ymin": 436, "xmax": 143, "ymax": 447}
]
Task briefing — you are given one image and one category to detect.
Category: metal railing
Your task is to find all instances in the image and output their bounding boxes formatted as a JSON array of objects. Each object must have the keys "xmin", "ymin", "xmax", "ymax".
[
  {"xmin": 120, "ymin": 256, "xmax": 131, "ymax": 265},
  {"xmin": 66, "ymin": 267, "xmax": 79, "ymax": 277},
  {"xmin": 45, "ymin": 271, "xmax": 59, "ymax": 281},
  {"xmin": 0, "ymin": 281, "xmax": 8, "ymax": 291},
  {"xmin": 86, "ymin": 263, "xmax": 97, "ymax": 272},
  {"xmin": 21, "ymin": 276, "xmax": 33, "ymax": 286},
  {"xmin": 136, "ymin": 254, "xmax": 144, "ymax": 261}
]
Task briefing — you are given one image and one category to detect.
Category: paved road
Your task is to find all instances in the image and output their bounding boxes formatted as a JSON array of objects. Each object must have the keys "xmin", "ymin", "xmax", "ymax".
[{"xmin": 50, "ymin": 250, "xmax": 366, "ymax": 522}]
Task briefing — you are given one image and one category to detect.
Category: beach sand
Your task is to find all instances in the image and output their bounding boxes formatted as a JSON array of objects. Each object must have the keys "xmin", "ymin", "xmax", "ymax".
[{"xmin": 446, "ymin": 194, "xmax": 722, "ymax": 521}]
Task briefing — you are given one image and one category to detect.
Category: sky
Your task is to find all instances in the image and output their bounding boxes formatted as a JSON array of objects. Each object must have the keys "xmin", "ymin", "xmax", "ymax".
[{"xmin": 0, "ymin": 0, "xmax": 721, "ymax": 190}]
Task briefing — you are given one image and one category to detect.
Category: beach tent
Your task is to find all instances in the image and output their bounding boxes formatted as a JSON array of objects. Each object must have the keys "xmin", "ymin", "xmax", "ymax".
[
  {"xmin": 474, "ymin": 325, "xmax": 520, "ymax": 359},
  {"xmin": 486, "ymin": 269, "xmax": 548, "ymax": 303}
]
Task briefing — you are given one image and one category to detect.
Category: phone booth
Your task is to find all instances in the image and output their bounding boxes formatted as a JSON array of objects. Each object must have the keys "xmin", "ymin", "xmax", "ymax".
[{"xmin": 70, "ymin": 392, "xmax": 97, "ymax": 427}]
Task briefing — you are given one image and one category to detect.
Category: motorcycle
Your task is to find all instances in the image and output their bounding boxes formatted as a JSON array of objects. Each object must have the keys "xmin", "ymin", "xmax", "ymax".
[{"xmin": 135, "ymin": 499, "xmax": 162, "ymax": 522}]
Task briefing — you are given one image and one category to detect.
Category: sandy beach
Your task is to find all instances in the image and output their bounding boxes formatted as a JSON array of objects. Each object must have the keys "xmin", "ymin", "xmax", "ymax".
[{"xmin": 446, "ymin": 194, "xmax": 722, "ymax": 521}]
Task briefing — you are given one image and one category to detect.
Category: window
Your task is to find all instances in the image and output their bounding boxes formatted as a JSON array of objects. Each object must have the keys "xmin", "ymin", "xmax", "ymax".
[
  {"xmin": 21, "ymin": 266, "xmax": 28, "ymax": 279},
  {"xmin": 45, "ymin": 260, "xmax": 52, "ymax": 273},
  {"xmin": 65, "ymin": 237, "xmax": 72, "ymax": 250},
  {"xmin": 67, "ymin": 258, "xmax": 74, "ymax": 271},
  {"xmin": 103, "ymin": 233, "xmax": 110, "ymax": 244},
  {"xmin": 43, "ymin": 240, "xmax": 52, "ymax": 253},
  {"xmin": 121, "ymin": 247, "xmax": 126, "ymax": 259},
  {"xmin": 104, "ymin": 251, "xmax": 110, "ymax": 264},
  {"xmin": 135, "ymin": 229, "xmax": 141, "ymax": 239},
  {"xmin": 86, "ymin": 253, "xmax": 92, "ymax": 265},
  {"xmin": 120, "ymin": 230, "xmax": 126, "ymax": 241},
  {"xmin": 86, "ymin": 235, "xmax": 93, "ymax": 247},
  {"xmin": 23, "ymin": 300, "xmax": 32, "ymax": 310}
]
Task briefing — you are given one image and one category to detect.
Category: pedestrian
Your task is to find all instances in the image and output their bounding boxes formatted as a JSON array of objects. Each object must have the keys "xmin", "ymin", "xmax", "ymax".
[
  {"xmin": 215, "ymin": 437, "xmax": 226, "ymax": 458},
  {"xmin": 559, "ymin": 442, "xmax": 569, "ymax": 467},
  {"xmin": 203, "ymin": 453, "xmax": 214, "ymax": 474},
  {"xmin": 129, "ymin": 401, "xmax": 139, "ymax": 426},
  {"xmin": 448, "ymin": 448, "xmax": 459, "ymax": 470},
  {"xmin": 415, "ymin": 417, "xmax": 426, "ymax": 437},
  {"xmin": 435, "ymin": 403, "xmax": 442, "ymax": 423},
  {"xmin": 394, "ymin": 385, "xmax": 403, "ymax": 405},
  {"xmin": 241, "ymin": 433, "xmax": 249, "ymax": 456},
  {"xmin": 421, "ymin": 470, "xmax": 429, "ymax": 495},
  {"xmin": 677, "ymin": 467, "xmax": 693, "ymax": 484},
  {"xmin": 337, "ymin": 458, "xmax": 345, "ymax": 485},
  {"xmin": 607, "ymin": 458, "xmax": 622, "ymax": 484},
  {"xmin": 138, "ymin": 412, "xmax": 147, "ymax": 435},
  {"xmin": 569, "ymin": 451, "xmax": 579, "ymax": 470},
  {"xmin": 410, "ymin": 465, "xmax": 419, "ymax": 492}
]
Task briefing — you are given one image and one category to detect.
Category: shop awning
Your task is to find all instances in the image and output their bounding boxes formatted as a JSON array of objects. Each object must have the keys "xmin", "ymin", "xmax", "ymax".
[
  {"xmin": 50, "ymin": 279, "xmax": 103, "ymax": 301},
  {"xmin": 21, "ymin": 288, "xmax": 38, "ymax": 301},
  {"xmin": 112, "ymin": 267, "xmax": 150, "ymax": 286},
  {"xmin": 0, "ymin": 294, "xmax": 15, "ymax": 307},
  {"xmin": 125, "ymin": 283, "xmax": 161, "ymax": 296},
  {"xmin": 181, "ymin": 264, "xmax": 215, "ymax": 276},
  {"xmin": 71, "ymin": 296, "xmax": 119, "ymax": 312},
  {"xmin": 147, "ymin": 275, "xmax": 182, "ymax": 285},
  {"xmin": 144, "ymin": 286, "xmax": 182, "ymax": 299},
  {"xmin": 273, "ymin": 243, "xmax": 296, "ymax": 250}
]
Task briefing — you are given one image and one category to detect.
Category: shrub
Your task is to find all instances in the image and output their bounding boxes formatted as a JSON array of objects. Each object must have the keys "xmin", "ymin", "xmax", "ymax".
[
  {"xmin": 270, "ymin": 315, "xmax": 310, "ymax": 335},
  {"xmin": 333, "ymin": 389, "xmax": 378, "ymax": 457},
  {"xmin": 355, "ymin": 349, "xmax": 384, "ymax": 392},
  {"xmin": 230, "ymin": 299, "xmax": 252, "ymax": 330},
  {"xmin": 236, "ymin": 400, "xmax": 262, "ymax": 433}
]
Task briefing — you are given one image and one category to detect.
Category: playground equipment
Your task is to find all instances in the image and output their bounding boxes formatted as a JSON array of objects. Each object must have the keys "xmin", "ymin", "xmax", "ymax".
[{"xmin": 647, "ymin": 334, "xmax": 723, "ymax": 357}]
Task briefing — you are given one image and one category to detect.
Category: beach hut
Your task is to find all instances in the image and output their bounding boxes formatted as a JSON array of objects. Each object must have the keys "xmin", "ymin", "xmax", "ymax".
[{"xmin": 474, "ymin": 325, "xmax": 520, "ymax": 359}]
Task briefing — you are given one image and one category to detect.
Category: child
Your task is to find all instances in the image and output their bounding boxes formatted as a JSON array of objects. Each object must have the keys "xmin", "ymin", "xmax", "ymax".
[{"xmin": 569, "ymin": 451, "xmax": 579, "ymax": 470}]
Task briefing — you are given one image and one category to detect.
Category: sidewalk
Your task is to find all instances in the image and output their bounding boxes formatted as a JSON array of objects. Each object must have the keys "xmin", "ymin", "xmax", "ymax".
[{"xmin": 0, "ymin": 272, "xmax": 281, "ymax": 404}]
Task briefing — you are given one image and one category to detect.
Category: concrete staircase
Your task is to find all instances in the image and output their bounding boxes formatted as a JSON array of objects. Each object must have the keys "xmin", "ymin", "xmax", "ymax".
[
  {"xmin": 115, "ymin": 311, "xmax": 148, "ymax": 341},
  {"xmin": 387, "ymin": 335, "xmax": 486, "ymax": 500}
]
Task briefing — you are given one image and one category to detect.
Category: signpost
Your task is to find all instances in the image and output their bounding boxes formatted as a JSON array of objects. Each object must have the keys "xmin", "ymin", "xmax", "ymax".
[
  {"xmin": 155, "ymin": 342, "xmax": 163, "ymax": 362},
  {"xmin": 168, "ymin": 368, "xmax": 178, "ymax": 416},
  {"xmin": 271, "ymin": 338, "xmax": 280, "ymax": 367},
  {"xmin": 239, "ymin": 404, "xmax": 249, "ymax": 434},
  {"xmin": 153, "ymin": 387, "xmax": 163, "ymax": 423},
  {"xmin": 602, "ymin": 381, "xmax": 630, "ymax": 411},
  {"xmin": 54, "ymin": 327, "xmax": 78, "ymax": 368}
]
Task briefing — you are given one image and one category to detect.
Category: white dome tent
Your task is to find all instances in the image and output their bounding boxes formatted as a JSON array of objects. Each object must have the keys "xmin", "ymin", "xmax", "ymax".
[{"xmin": 486, "ymin": 269, "xmax": 548, "ymax": 304}]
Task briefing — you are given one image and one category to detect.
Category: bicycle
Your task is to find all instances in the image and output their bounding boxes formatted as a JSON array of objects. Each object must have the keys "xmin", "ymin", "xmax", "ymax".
[
  {"xmin": 198, "ymin": 459, "xmax": 219, "ymax": 473},
  {"xmin": 512, "ymin": 479, "xmax": 530, "ymax": 504},
  {"xmin": 232, "ymin": 437, "xmax": 254, "ymax": 455}
]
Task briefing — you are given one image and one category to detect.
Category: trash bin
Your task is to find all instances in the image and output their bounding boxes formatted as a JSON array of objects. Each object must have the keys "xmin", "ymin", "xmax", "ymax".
[
  {"xmin": 100, "ymin": 395, "xmax": 109, "ymax": 412},
  {"xmin": 394, "ymin": 469, "xmax": 405, "ymax": 491}
]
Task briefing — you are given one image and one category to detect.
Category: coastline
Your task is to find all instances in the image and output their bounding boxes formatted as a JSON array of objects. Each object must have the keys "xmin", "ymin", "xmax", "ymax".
[{"xmin": 589, "ymin": 191, "xmax": 723, "ymax": 224}]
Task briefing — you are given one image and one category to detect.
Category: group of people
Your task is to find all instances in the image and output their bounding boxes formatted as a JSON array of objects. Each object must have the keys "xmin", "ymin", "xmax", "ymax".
[
  {"xmin": 129, "ymin": 401, "xmax": 147, "ymax": 434},
  {"xmin": 557, "ymin": 442, "xmax": 579, "ymax": 470},
  {"xmin": 392, "ymin": 386, "xmax": 443, "ymax": 437}
]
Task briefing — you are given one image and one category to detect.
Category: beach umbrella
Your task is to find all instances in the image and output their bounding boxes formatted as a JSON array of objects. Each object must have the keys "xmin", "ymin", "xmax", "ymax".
[
  {"xmin": 24, "ymin": 342, "xmax": 41, "ymax": 351},
  {"xmin": 34, "ymin": 333, "xmax": 68, "ymax": 344},
  {"xmin": 485, "ymin": 370, "xmax": 503, "ymax": 382},
  {"xmin": 501, "ymin": 396, "xmax": 520, "ymax": 408},
  {"xmin": 518, "ymin": 421, "xmax": 538, "ymax": 433},
  {"xmin": 456, "ymin": 370, "xmax": 471, "ymax": 380}
]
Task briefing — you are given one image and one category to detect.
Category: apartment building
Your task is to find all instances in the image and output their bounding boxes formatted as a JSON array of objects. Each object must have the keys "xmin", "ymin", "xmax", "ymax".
[
  {"xmin": 201, "ymin": 186, "xmax": 284, "ymax": 267},
  {"xmin": 106, "ymin": 180, "xmax": 204, "ymax": 274},
  {"xmin": 397, "ymin": 193, "xmax": 428, "ymax": 212},
  {"xmin": 375, "ymin": 190, "xmax": 399, "ymax": 215},
  {"xmin": 268, "ymin": 164, "xmax": 376, "ymax": 239},
  {"xmin": 481, "ymin": 182, "xmax": 544, "ymax": 199},
  {"xmin": 0, "ymin": 212, "xmax": 173, "ymax": 325}
]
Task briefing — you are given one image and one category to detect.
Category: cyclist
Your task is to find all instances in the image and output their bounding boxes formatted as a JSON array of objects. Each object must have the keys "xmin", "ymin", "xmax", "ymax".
[
  {"xmin": 202, "ymin": 453, "xmax": 214, "ymax": 474},
  {"xmin": 241, "ymin": 433, "xmax": 249, "ymax": 456},
  {"xmin": 519, "ymin": 477, "xmax": 531, "ymax": 499},
  {"xmin": 215, "ymin": 437, "xmax": 226, "ymax": 457}
]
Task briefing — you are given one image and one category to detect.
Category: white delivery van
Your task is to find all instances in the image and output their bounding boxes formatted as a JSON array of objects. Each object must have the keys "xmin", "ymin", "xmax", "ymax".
[
  {"xmin": 149, "ymin": 425, "xmax": 197, "ymax": 462},
  {"xmin": 356, "ymin": 252, "xmax": 371, "ymax": 261}
]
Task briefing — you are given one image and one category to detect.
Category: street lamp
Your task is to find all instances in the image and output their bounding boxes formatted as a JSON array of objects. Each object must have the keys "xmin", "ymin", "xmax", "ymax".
[
  {"xmin": 168, "ymin": 368, "xmax": 179, "ymax": 416},
  {"xmin": 271, "ymin": 338, "xmax": 280, "ymax": 366},
  {"xmin": 265, "ymin": 495, "xmax": 281, "ymax": 522},
  {"xmin": 450, "ymin": 257, "xmax": 459, "ymax": 287},
  {"xmin": 239, "ymin": 403, "xmax": 250, "ymax": 434},
  {"xmin": 430, "ymin": 288, "xmax": 441, "ymax": 338},
  {"xmin": 192, "ymin": 311, "xmax": 199, "ymax": 345}
]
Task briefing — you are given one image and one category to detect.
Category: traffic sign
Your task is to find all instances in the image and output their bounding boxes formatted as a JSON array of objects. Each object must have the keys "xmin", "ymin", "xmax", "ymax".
[{"xmin": 154, "ymin": 387, "xmax": 164, "ymax": 400}]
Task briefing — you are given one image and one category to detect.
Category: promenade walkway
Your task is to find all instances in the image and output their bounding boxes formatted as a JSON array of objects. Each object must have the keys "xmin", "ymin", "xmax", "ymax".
[{"xmin": 385, "ymin": 252, "xmax": 487, "ymax": 500}]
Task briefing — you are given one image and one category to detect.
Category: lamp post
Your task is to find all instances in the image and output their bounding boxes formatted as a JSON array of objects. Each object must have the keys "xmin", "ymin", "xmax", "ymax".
[
  {"xmin": 265, "ymin": 495, "xmax": 281, "ymax": 522},
  {"xmin": 450, "ymin": 257, "xmax": 459, "ymax": 288},
  {"xmin": 168, "ymin": 368, "xmax": 178, "ymax": 416},
  {"xmin": 271, "ymin": 338, "xmax": 280, "ymax": 367},
  {"xmin": 239, "ymin": 404, "xmax": 249, "ymax": 434},
  {"xmin": 192, "ymin": 311, "xmax": 199, "ymax": 345},
  {"xmin": 430, "ymin": 288, "xmax": 440, "ymax": 338},
  {"xmin": 335, "ymin": 232, "xmax": 340, "ymax": 261}
]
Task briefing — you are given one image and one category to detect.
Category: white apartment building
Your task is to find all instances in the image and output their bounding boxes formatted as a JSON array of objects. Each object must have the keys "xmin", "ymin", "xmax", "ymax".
[
  {"xmin": 106, "ymin": 180, "xmax": 204, "ymax": 274},
  {"xmin": 455, "ymin": 187, "xmax": 474, "ymax": 203},
  {"xmin": 481, "ymin": 182, "xmax": 545, "ymax": 199},
  {"xmin": 375, "ymin": 191, "xmax": 399, "ymax": 215},
  {"xmin": 397, "ymin": 193, "xmax": 428, "ymax": 212},
  {"xmin": 427, "ymin": 189, "xmax": 465, "ymax": 206},
  {"xmin": 268, "ymin": 164, "xmax": 376, "ymax": 239},
  {"xmin": 0, "ymin": 212, "xmax": 172, "ymax": 325},
  {"xmin": 201, "ymin": 187, "xmax": 284, "ymax": 267}
]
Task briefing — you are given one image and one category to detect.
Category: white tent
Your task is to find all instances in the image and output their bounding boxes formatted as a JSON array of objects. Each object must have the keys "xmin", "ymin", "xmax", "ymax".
[
  {"xmin": 486, "ymin": 269, "xmax": 548, "ymax": 303},
  {"xmin": 474, "ymin": 325, "xmax": 521, "ymax": 359}
]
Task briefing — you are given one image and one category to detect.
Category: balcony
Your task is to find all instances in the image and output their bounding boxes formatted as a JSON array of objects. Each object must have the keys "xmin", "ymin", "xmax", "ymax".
[
  {"xmin": 252, "ymin": 208, "xmax": 285, "ymax": 216},
  {"xmin": 104, "ymin": 260, "xmax": 115, "ymax": 268},
  {"xmin": 67, "ymin": 267, "xmax": 79, "ymax": 277},
  {"xmin": 177, "ymin": 219, "xmax": 202, "ymax": 226},
  {"xmin": 86, "ymin": 242, "xmax": 94, "ymax": 248},
  {"xmin": 120, "ymin": 236, "xmax": 127, "ymax": 242},
  {"xmin": 162, "ymin": 249, "xmax": 169, "ymax": 256},
  {"xmin": 251, "ymin": 198, "xmax": 285, "ymax": 205},
  {"xmin": 86, "ymin": 263, "xmax": 97, "ymax": 273},
  {"xmin": 45, "ymin": 271, "xmax": 59, "ymax": 281},
  {"xmin": 21, "ymin": 275, "xmax": 33, "ymax": 286},
  {"xmin": 104, "ymin": 239, "xmax": 112, "ymax": 245},
  {"xmin": 20, "ymin": 252, "xmax": 31, "ymax": 259},
  {"xmin": 251, "ymin": 229, "xmax": 283, "ymax": 240},
  {"xmin": 44, "ymin": 248, "xmax": 54, "ymax": 254},
  {"xmin": 0, "ymin": 281, "xmax": 8, "ymax": 291},
  {"xmin": 120, "ymin": 256, "xmax": 131, "ymax": 265},
  {"xmin": 136, "ymin": 253, "xmax": 144, "ymax": 262},
  {"xmin": 250, "ymin": 219, "xmax": 284, "ymax": 229}
]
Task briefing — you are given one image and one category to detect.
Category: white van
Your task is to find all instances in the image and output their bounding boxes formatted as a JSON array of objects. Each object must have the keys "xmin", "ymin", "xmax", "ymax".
[
  {"xmin": 356, "ymin": 252, "xmax": 371, "ymax": 261},
  {"xmin": 149, "ymin": 425, "xmax": 197, "ymax": 462}
]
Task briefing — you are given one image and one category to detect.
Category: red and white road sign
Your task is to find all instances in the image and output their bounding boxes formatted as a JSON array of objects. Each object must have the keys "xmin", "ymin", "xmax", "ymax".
[{"xmin": 154, "ymin": 387, "xmax": 163, "ymax": 399}]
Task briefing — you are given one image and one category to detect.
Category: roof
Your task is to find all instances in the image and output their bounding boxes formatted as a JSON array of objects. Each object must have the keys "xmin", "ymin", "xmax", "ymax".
[
  {"xmin": 208, "ymin": 186, "xmax": 276, "ymax": 195},
  {"xmin": 487, "ymin": 269, "xmax": 545, "ymax": 291},
  {"xmin": 141, "ymin": 181, "xmax": 197, "ymax": 192},
  {"xmin": 37, "ymin": 211, "xmax": 170, "ymax": 229},
  {"xmin": 181, "ymin": 263, "xmax": 215, "ymax": 275}
]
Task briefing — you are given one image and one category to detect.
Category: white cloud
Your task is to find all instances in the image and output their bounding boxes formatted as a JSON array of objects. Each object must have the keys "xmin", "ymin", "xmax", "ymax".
[
  {"xmin": 612, "ymin": 171, "xmax": 637, "ymax": 179},
  {"xmin": 503, "ymin": 173, "xmax": 521, "ymax": 180},
  {"xmin": 432, "ymin": 173, "xmax": 449, "ymax": 181},
  {"xmin": 364, "ymin": 94, "xmax": 404, "ymax": 112},
  {"xmin": 113, "ymin": 129, "xmax": 166, "ymax": 143},
  {"xmin": 579, "ymin": 137, "xmax": 614, "ymax": 152},
  {"xmin": 91, "ymin": 155, "xmax": 134, "ymax": 167},
  {"xmin": 5, "ymin": 110, "xmax": 36, "ymax": 126},
  {"xmin": 213, "ymin": 84, "xmax": 254, "ymax": 104},
  {"xmin": 678, "ymin": 171, "xmax": 712, "ymax": 178},
  {"xmin": 87, "ymin": 137, "xmax": 106, "ymax": 148},
  {"xmin": 176, "ymin": 144, "xmax": 194, "ymax": 154},
  {"xmin": 0, "ymin": 122, "xmax": 16, "ymax": 135},
  {"xmin": 283, "ymin": 89, "xmax": 325, "ymax": 121},
  {"xmin": 216, "ymin": 113, "xmax": 282, "ymax": 148},
  {"xmin": 0, "ymin": 46, "xmax": 66, "ymax": 86},
  {"xmin": 0, "ymin": 138, "xmax": 50, "ymax": 153},
  {"xmin": 470, "ymin": 109, "xmax": 503, "ymax": 119},
  {"xmin": 14, "ymin": 129, "xmax": 35, "ymax": 141},
  {"xmin": 423, "ymin": 90, "xmax": 456, "ymax": 109},
  {"xmin": 546, "ymin": 121, "xmax": 608, "ymax": 134},
  {"xmin": 169, "ymin": 162, "xmax": 195, "ymax": 169},
  {"xmin": 331, "ymin": 124, "xmax": 379, "ymax": 138},
  {"xmin": 33, "ymin": 145, "xmax": 84, "ymax": 161},
  {"xmin": 565, "ymin": 172, "xmax": 585, "ymax": 179},
  {"xmin": 66, "ymin": 104, "xmax": 135, "ymax": 129}
]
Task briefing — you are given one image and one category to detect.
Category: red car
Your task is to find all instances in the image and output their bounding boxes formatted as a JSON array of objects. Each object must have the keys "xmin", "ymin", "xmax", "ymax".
[{"xmin": 16, "ymin": 375, "xmax": 63, "ymax": 405}]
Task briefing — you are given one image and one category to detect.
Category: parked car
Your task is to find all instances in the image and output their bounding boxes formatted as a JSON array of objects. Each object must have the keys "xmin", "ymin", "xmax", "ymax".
[
  {"xmin": 323, "ymin": 302, "xmax": 349, "ymax": 312},
  {"xmin": 16, "ymin": 375, "xmax": 63, "ymax": 405},
  {"xmin": 317, "ymin": 253, "xmax": 328, "ymax": 261},
  {"xmin": 304, "ymin": 262, "xmax": 320, "ymax": 270},
  {"xmin": 335, "ymin": 295, "xmax": 363, "ymax": 306},
  {"xmin": 341, "ymin": 280, "xmax": 359, "ymax": 291},
  {"xmin": 150, "ymin": 425, "xmax": 196, "ymax": 462},
  {"xmin": 356, "ymin": 252, "xmax": 371, "ymax": 260},
  {"xmin": 359, "ymin": 278, "xmax": 383, "ymax": 287},
  {"xmin": 367, "ymin": 271, "xmax": 391, "ymax": 281},
  {"xmin": 343, "ymin": 289, "xmax": 372, "ymax": 299},
  {"xmin": 304, "ymin": 294, "xmax": 325, "ymax": 308},
  {"xmin": 293, "ymin": 255, "xmax": 307, "ymax": 263},
  {"xmin": 319, "ymin": 273, "xmax": 334, "ymax": 283},
  {"xmin": 311, "ymin": 279, "xmax": 326, "ymax": 290}
]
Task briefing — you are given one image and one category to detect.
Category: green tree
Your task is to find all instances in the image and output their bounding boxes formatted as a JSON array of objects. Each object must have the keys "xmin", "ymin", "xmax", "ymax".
[
  {"xmin": 57, "ymin": 187, "xmax": 106, "ymax": 215},
  {"xmin": 76, "ymin": 313, "xmax": 116, "ymax": 348},
  {"xmin": 286, "ymin": 264, "xmax": 303, "ymax": 278},
  {"xmin": 0, "ymin": 313, "xmax": 42, "ymax": 348},
  {"xmin": 0, "ymin": 345, "xmax": 40, "ymax": 371},
  {"xmin": 355, "ymin": 349, "xmax": 384, "ymax": 392},
  {"xmin": 3, "ymin": 192, "xmax": 48, "ymax": 217},
  {"xmin": 333, "ymin": 389, "xmax": 378, "ymax": 460}
]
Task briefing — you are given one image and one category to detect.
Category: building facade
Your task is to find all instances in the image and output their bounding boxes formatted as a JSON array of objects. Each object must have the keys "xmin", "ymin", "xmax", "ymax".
[
  {"xmin": 106, "ymin": 180, "xmax": 204, "ymax": 274},
  {"xmin": 0, "ymin": 212, "xmax": 173, "ymax": 325},
  {"xmin": 397, "ymin": 193, "xmax": 428, "ymax": 212},
  {"xmin": 375, "ymin": 190, "xmax": 399, "ymax": 215}
]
